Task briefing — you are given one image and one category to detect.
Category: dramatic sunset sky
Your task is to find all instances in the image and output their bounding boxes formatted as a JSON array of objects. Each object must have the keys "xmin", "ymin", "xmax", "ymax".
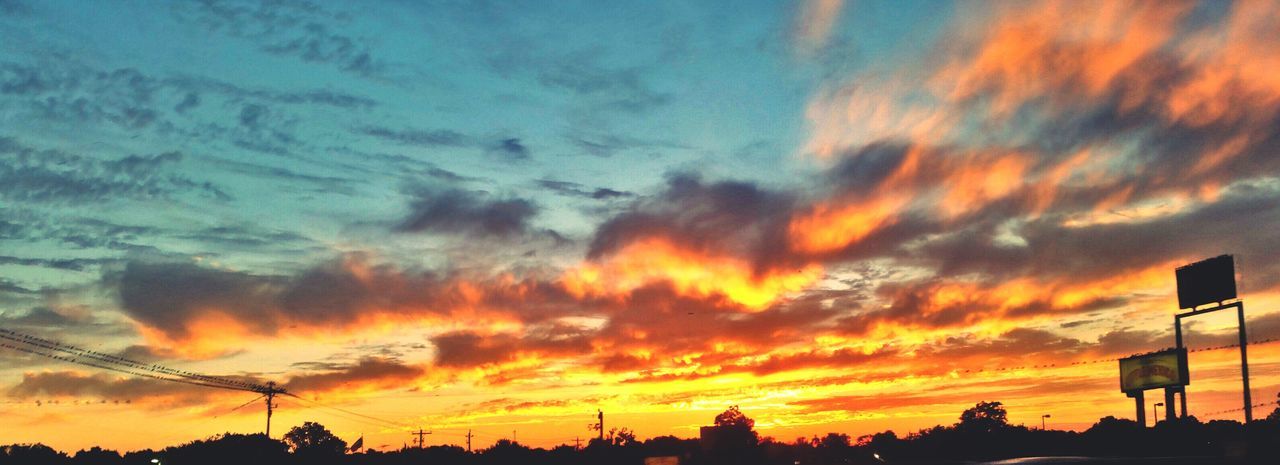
[{"xmin": 3, "ymin": 0, "xmax": 1280, "ymax": 453}]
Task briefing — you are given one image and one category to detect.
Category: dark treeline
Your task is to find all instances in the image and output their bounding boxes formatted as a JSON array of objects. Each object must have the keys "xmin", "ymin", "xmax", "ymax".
[{"xmin": 4, "ymin": 402, "xmax": 1280, "ymax": 465}]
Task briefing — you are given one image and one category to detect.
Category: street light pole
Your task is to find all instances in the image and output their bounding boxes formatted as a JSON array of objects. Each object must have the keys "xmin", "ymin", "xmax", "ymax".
[
  {"xmin": 1153, "ymin": 403, "xmax": 1164, "ymax": 425},
  {"xmin": 1040, "ymin": 414, "xmax": 1051, "ymax": 430}
]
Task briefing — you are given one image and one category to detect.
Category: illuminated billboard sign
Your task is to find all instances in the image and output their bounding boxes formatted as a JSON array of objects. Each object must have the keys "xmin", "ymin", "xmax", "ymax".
[
  {"xmin": 1119, "ymin": 348, "xmax": 1189, "ymax": 393},
  {"xmin": 1175, "ymin": 255, "xmax": 1237, "ymax": 309}
]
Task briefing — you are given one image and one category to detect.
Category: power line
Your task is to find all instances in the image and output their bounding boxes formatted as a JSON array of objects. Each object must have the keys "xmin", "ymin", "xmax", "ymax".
[
  {"xmin": 1, "ymin": 328, "xmax": 428, "ymax": 439},
  {"xmin": 213, "ymin": 394, "xmax": 266, "ymax": 420},
  {"xmin": 1199, "ymin": 401, "xmax": 1277, "ymax": 418},
  {"xmin": 0, "ymin": 341, "xmax": 248, "ymax": 392},
  {"xmin": 1, "ymin": 327, "xmax": 287, "ymax": 437},
  {"xmin": 0, "ymin": 328, "xmax": 264, "ymax": 391},
  {"xmin": 946, "ymin": 336, "xmax": 1280, "ymax": 376},
  {"xmin": 284, "ymin": 393, "xmax": 411, "ymax": 430}
]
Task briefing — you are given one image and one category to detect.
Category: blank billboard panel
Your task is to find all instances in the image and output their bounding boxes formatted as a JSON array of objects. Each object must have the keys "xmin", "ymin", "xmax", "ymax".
[{"xmin": 1175, "ymin": 255, "xmax": 1236, "ymax": 309}]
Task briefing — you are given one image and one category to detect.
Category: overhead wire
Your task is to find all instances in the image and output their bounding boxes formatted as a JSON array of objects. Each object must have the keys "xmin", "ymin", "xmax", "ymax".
[
  {"xmin": 0, "ymin": 328, "xmax": 263, "ymax": 391},
  {"xmin": 226, "ymin": 394, "xmax": 267, "ymax": 414},
  {"xmin": 0, "ymin": 341, "xmax": 250, "ymax": 392},
  {"xmin": 1198, "ymin": 401, "xmax": 1277, "ymax": 418},
  {"xmin": 284, "ymin": 393, "xmax": 412, "ymax": 430}
]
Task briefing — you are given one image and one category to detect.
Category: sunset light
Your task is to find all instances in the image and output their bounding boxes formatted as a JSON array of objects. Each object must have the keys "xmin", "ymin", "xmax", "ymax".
[{"xmin": 3, "ymin": 1, "xmax": 1280, "ymax": 464}]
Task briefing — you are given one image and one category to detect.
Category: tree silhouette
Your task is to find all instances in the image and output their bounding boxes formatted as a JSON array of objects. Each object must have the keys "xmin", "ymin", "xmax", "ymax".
[
  {"xmin": 714, "ymin": 405, "xmax": 755, "ymax": 429},
  {"xmin": 283, "ymin": 421, "xmax": 347, "ymax": 457},
  {"xmin": 606, "ymin": 427, "xmax": 638, "ymax": 446},
  {"xmin": 706, "ymin": 406, "xmax": 761, "ymax": 465},
  {"xmin": 958, "ymin": 400, "xmax": 1008, "ymax": 432},
  {"xmin": 1, "ymin": 444, "xmax": 66, "ymax": 465},
  {"xmin": 71, "ymin": 447, "xmax": 121, "ymax": 465},
  {"xmin": 12, "ymin": 403, "xmax": 1280, "ymax": 464},
  {"xmin": 1268, "ymin": 390, "xmax": 1280, "ymax": 421}
]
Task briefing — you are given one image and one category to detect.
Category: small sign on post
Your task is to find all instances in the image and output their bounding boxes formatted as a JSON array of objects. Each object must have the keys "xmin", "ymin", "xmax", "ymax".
[{"xmin": 1119, "ymin": 348, "xmax": 1189, "ymax": 393}]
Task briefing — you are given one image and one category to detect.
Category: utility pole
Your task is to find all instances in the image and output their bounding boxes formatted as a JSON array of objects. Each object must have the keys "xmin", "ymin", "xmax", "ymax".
[
  {"xmin": 465, "ymin": 430, "xmax": 474, "ymax": 452},
  {"xmin": 259, "ymin": 382, "xmax": 286, "ymax": 438},
  {"xmin": 574, "ymin": 437, "xmax": 581, "ymax": 450},
  {"xmin": 597, "ymin": 410, "xmax": 604, "ymax": 441},
  {"xmin": 411, "ymin": 429, "xmax": 432, "ymax": 448}
]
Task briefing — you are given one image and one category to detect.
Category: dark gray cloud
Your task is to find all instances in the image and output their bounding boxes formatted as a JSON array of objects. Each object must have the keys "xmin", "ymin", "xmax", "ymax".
[
  {"xmin": 1094, "ymin": 328, "xmax": 1169, "ymax": 357},
  {"xmin": 430, "ymin": 328, "xmax": 592, "ymax": 369},
  {"xmin": 917, "ymin": 327, "xmax": 1085, "ymax": 365},
  {"xmin": 6, "ymin": 371, "xmax": 212, "ymax": 405},
  {"xmin": 567, "ymin": 132, "xmax": 689, "ymax": 158},
  {"xmin": 0, "ymin": 137, "xmax": 228, "ymax": 204},
  {"xmin": 0, "ymin": 278, "xmax": 35, "ymax": 295},
  {"xmin": 109, "ymin": 258, "xmax": 578, "ymax": 344},
  {"xmin": 832, "ymin": 277, "xmax": 1127, "ymax": 338},
  {"xmin": 359, "ymin": 126, "xmax": 469, "ymax": 147},
  {"xmin": 0, "ymin": 256, "xmax": 112, "ymax": 272},
  {"xmin": 0, "ymin": 60, "xmax": 374, "ymax": 109},
  {"xmin": 489, "ymin": 137, "xmax": 530, "ymax": 160},
  {"xmin": 587, "ymin": 173, "xmax": 798, "ymax": 271},
  {"xmin": 212, "ymin": 158, "xmax": 358, "ymax": 195},
  {"xmin": 327, "ymin": 146, "xmax": 486, "ymax": 184},
  {"xmin": 163, "ymin": 75, "xmax": 377, "ymax": 109},
  {"xmin": 396, "ymin": 188, "xmax": 538, "ymax": 238},
  {"xmin": 0, "ymin": 306, "xmax": 89, "ymax": 328},
  {"xmin": 0, "ymin": 208, "xmax": 318, "ymax": 284},
  {"xmin": 114, "ymin": 261, "xmax": 285, "ymax": 340},
  {"xmin": 175, "ymin": 0, "xmax": 385, "ymax": 78},
  {"xmin": 237, "ymin": 103, "xmax": 268, "ymax": 129},
  {"xmin": 536, "ymin": 179, "xmax": 631, "ymax": 200},
  {"xmin": 359, "ymin": 126, "xmax": 532, "ymax": 162},
  {"xmin": 909, "ymin": 182, "xmax": 1280, "ymax": 293},
  {"xmin": 284, "ymin": 357, "xmax": 424, "ymax": 393},
  {"xmin": 0, "ymin": 59, "xmax": 376, "ymax": 166},
  {"xmin": 488, "ymin": 45, "xmax": 673, "ymax": 114}
]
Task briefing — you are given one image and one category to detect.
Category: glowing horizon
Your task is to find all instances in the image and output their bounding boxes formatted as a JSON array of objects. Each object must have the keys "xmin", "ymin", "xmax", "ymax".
[{"xmin": 3, "ymin": 0, "xmax": 1280, "ymax": 454}]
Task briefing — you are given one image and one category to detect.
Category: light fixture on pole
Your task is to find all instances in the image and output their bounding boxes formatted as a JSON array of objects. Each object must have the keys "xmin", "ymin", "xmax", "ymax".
[{"xmin": 1040, "ymin": 414, "xmax": 1051, "ymax": 430}]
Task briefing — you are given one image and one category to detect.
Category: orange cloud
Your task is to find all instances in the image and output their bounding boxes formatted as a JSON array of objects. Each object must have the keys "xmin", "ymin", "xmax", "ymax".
[
  {"xmin": 936, "ymin": 1, "xmax": 1192, "ymax": 118},
  {"xmin": 565, "ymin": 237, "xmax": 823, "ymax": 309}
]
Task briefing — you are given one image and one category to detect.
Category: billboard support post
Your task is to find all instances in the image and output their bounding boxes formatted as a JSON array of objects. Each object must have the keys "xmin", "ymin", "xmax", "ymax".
[
  {"xmin": 1172, "ymin": 300, "xmax": 1251, "ymax": 422},
  {"xmin": 1172, "ymin": 255, "xmax": 1252, "ymax": 422},
  {"xmin": 1133, "ymin": 390, "xmax": 1145, "ymax": 427},
  {"xmin": 1237, "ymin": 302, "xmax": 1252, "ymax": 422}
]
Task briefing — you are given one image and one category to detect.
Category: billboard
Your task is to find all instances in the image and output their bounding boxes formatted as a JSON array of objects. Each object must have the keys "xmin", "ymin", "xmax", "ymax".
[
  {"xmin": 1119, "ymin": 348, "xmax": 1189, "ymax": 393},
  {"xmin": 1175, "ymin": 255, "xmax": 1237, "ymax": 309}
]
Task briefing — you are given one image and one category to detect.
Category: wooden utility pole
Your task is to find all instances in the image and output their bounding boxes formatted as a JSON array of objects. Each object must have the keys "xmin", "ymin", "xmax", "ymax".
[
  {"xmin": 411, "ymin": 429, "xmax": 432, "ymax": 448},
  {"xmin": 259, "ymin": 382, "xmax": 286, "ymax": 438},
  {"xmin": 465, "ymin": 430, "xmax": 474, "ymax": 452}
]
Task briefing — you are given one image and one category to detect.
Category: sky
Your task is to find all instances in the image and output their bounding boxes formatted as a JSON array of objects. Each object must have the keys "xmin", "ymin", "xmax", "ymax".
[{"xmin": 3, "ymin": 0, "xmax": 1280, "ymax": 453}]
